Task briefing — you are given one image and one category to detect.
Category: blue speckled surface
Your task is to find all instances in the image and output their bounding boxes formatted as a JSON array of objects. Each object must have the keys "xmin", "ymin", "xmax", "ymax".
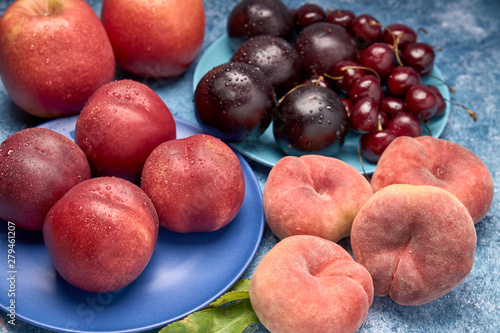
[{"xmin": 0, "ymin": 0, "xmax": 499, "ymax": 332}]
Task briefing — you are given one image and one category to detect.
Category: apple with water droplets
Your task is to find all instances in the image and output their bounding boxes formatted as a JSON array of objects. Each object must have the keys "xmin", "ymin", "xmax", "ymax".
[
  {"xmin": 0, "ymin": 0, "xmax": 115, "ymax": 118},
  {"xmin": 101, "ymin": 0, "xmax": 205, "ymax": 78}
]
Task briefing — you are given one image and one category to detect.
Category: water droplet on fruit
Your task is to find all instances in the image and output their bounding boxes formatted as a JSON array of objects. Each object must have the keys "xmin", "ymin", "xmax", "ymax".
[
  {"xmin": 29, "ymin": 44, "xmax": 35, "ymax": 51},
  {"xmin": 125, "ymin": 94, "xmax": 131, "ymax": 100},
  {"xmin": 44, "ymin": 25, "xmax": 50, "ymax": 31},
  {"xmin": 7, "ymin": 149, "xmax": 14, "ymax": 155},
  {"xmin": 78, "ymin": 206, "xmax": 83, "ymax": 212},
  {"xmin": 45, "ymin": 58, "xmax": 50, "ymax": 64},
  {"xmin": 150, "ymin": 6, "xmax": 157, "ymax": 13},
  {"xmin": 112, "ymin": 92, "xmax": 121, "ymax": 98}
]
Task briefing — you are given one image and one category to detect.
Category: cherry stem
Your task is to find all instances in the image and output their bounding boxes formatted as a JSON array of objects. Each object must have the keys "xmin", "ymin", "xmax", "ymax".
[
  {"xmin": 394, "ymin": 35, "xmax": 404, "ymax": 66},
  {"xmin": 427, "ymin": 75, "xmax": 456, "ymax": 93},
  {"xmin": 315, "ymin": 76, "xmax": 328, "ymax": 86},
  {"xmin": 279, "ymin": 83, "xmax": 314, "ymax": 104},
  {"xmin": 357, "ymin": 140, "xmax": 370, "ymax": 182},
  {"xmin": 323, "ymin": 73, "xmax": 343, "ymax": 80},
  {"xmin": 416, "ymin": 27, "xmax": 428, "ymax": 42},
  {"xmin": 421, "ymin": 119, "xmax": 433, "ymax": 136},
  {"xmin": 445, "ymin": 99, "xmax": 478, "ymax": 122},
  {"xmin": 325, "ymin": 66, "xmax": 381, "ymax": 83},
  {"xmin": 376, "ymin": 23, "xmax": 405, "ymax": 67}
]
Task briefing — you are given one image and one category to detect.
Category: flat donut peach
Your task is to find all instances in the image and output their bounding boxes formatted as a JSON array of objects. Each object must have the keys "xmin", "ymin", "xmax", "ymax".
[
  {"xmin": 371, "ymin": 136, "xmax": 494, "ymax": 223},
  {"xmin": 249, "ymin": 235, "xmax": 374, "ymax": 333},
  {"xmin": 263, "ymin": 155, "xmax": 373, "ymax": 242},
  {"xmin": 351, "ymin": 184, "xmax": 476, "ymax": 306}
]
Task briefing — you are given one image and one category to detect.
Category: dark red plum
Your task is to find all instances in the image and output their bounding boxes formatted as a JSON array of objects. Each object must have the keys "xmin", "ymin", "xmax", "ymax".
[
  {"xmin": 273, "ymin": 85, "xmax": 348, "ymax": 156},
  {"xmin": 294, "ymin": 22, "xmax": 359, "ymax": 78},
  {"xmin": 194, "ymin": 62, "xmax": 276, "ymax": 142},
  {"xmin": 231, "ymin": 35, "xmax": 302, "ymax": 95},
  {"xmin": 227, "ymin": 0, "xmax": 293, "ymax": 50}
]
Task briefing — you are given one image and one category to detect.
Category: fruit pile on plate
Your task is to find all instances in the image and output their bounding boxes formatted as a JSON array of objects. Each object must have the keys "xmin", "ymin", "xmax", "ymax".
[{"xmin": 193, "ymin": 0, "xmax": 472, "ymax": 166}]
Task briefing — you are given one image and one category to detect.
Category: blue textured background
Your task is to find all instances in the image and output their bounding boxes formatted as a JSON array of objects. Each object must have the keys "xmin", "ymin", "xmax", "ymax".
[{"xmin": 0, "ymin": 0, "xmax": 498, "ymax": 332}]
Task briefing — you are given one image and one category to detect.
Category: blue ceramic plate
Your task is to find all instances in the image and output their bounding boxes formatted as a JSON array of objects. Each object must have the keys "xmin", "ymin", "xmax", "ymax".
[
  {"xmin": 0, "ymin": 116, "xmax": 264, "ymax": 333},
  {"xmin": 193, "ymin": 34, "xmax": 451, "ymax": 173}
]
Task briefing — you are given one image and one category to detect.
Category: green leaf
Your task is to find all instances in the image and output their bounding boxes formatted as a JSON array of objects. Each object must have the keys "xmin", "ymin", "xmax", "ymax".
[
  {"xmin": 226, "ymin": 279, "xmax": 251, "ymax": 292},
  {"xmin": 158, "ymin": 279, "xmax": 257, "ymax": 333},
  {"xmin": 208, "ymin": 279, "xmax": 251, "ymax": 308},
  {"xmin": 208, "ymin": 291, "xmax": 250, "ymax": 308},
  {"xmin": 159, "ymin": 298, "xmax": 259, "ymax": 333}
]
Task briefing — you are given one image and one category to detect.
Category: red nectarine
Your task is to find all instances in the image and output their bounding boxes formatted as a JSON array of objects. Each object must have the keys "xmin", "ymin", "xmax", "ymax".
[
  {"xmin": 0, "ymin": 128, "xmax": 90, "ymax": 231},
  {"xmin": 43, "ymin": 177, "xmax": 159, "ymax": 293}
]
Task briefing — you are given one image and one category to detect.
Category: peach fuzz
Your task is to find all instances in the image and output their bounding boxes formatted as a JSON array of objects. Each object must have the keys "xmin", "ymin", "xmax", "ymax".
[
  {"xmin": 263, "ymin": 155, "xmax": 373, "ymax": 242},
  {"xmin": 43, "ymin": 177, "xmax": 159, "ymax": 293},
  {"xmin": 249, "ymin": 235, "xmax": 374, "ymax": 333},
  {"xmin": 371, "ymin": 136, "xmax": 494, "ymax": 223},
  {"xmin": 141, "ymin": 134, "xmax": 245, "ymax": 233},
  {"xmin": 351, "ymin": 184, "xmax": 476, "ymax": 306}
]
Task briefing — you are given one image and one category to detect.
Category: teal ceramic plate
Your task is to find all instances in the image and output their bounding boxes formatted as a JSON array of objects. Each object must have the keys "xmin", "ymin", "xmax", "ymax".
[{"xmin": 193, "ymin": 34, "xmax": 451, "ymax": 173}]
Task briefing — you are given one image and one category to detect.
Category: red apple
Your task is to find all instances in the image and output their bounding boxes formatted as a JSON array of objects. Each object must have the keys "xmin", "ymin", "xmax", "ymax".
[
  {"xmin": 43, "ymin": 177, "xmax": 159, "ymax": 293},
  {"xmin": 101, "ymin": 0, "xmax": 205, "ymax": 78},
  {"xmin": 0, "ymin": 0, "xmax": 115, "ymax": 118}
]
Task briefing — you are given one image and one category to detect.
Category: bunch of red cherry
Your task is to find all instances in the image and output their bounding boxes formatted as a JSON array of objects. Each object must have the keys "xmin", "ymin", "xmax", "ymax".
[
  {"xmin": 220, "ymin": 0, "xmax": 477, "ymax": 164},
  {"xmin": 294, "ymin": 3, "xmax": 465, "ymax": 163}
]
